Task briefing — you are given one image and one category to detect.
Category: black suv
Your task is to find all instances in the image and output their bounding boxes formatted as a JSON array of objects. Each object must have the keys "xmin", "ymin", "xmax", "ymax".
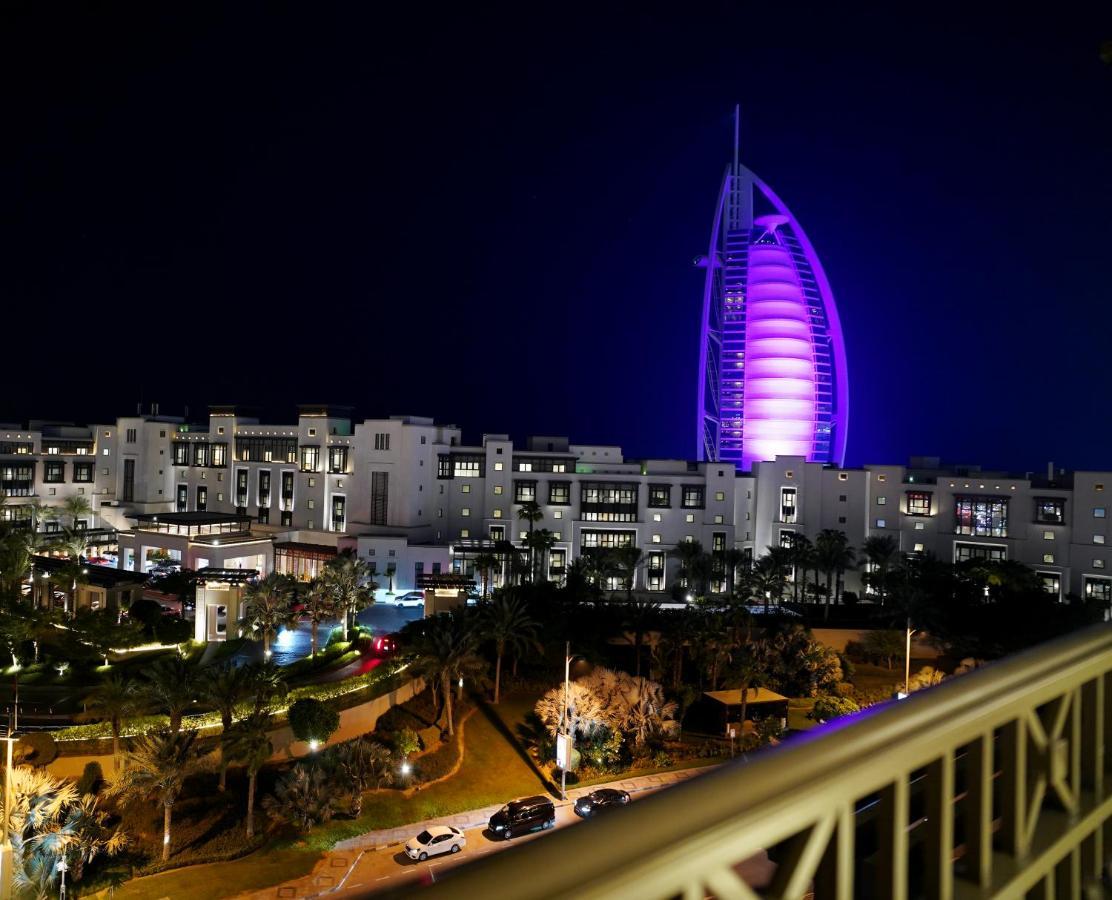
[{"xmin": 488, "ymin": 795, "xmax": 556, "ymax": 839}]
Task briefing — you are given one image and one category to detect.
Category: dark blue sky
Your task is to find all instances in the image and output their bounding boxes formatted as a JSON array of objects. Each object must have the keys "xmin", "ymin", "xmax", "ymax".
[{"xmin": 4, "ymin": 4, "xmax": 1111, "ymax": 471}]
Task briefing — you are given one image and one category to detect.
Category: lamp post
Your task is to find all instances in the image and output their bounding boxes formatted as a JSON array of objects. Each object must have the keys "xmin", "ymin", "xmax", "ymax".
[{"xmin": 903, "ymin": 617, "xmax": 918, "ymax": 697}]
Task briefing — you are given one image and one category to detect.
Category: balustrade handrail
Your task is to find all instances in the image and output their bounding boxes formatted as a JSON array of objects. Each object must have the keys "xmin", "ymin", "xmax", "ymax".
[{"xmin": 428, "ymin": 622, "xmax": 1112, "ymax": 899}]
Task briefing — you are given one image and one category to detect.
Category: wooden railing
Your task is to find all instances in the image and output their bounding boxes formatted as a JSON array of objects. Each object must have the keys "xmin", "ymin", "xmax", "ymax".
[{"xmin": 427, "ymin": 623, "xmax": 1112, "ymax": 899}]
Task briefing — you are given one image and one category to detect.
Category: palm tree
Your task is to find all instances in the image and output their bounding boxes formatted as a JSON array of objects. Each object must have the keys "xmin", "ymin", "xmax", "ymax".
[
  {"xmin": 61, "ymin": 495, "xmax": 93, "ymax": 531},
  {"xmin": 243, "ymin": 572, "xmax": 297, "ymax": 657},
  {"xmin": 622, "ymin": 594, "xmax": 661, "ymax": 678},
  {"xmin": 516, "ymin": 500, "xmax": 544, "ymax": 582},
  {"xmin": 409, "ymin": 613, "xmax": 485, "ymax": 736},
  {"xmin": 674, "ymin": 540, "xmax": 706, "ymax": 596},
  {"xmin": 141, "ymin": 655, "xmax": 198, "ymax": 733},
  {"xmin": 327, "ymin": 738, "xmax": 394, "ymax": 817},
  {"xmin": 524, "ymin": 528, "xmax": 556, "ymax": 583},
  {"xmin": 722, "ymin": 547, "xmax": 748, "ymax": 598},
  {"xmin": 112, "ymin": 728, "xmax": 204, "ymax": 861},
  {"xmin": 733, "ymin": 641, "xmax": 768, "ymax": 734},
  {"xmin": 243, "ymin": 660, "xmax": 289, "ymax": 715},
  {"xmin": 0, "ymin": 527, "xmax": 36, "ymax": 602},
  {"xmin": 788, "ymin": 534, "xmax": 814, "ymax": 603},
  {"xmin": 79, "ymin": 673, "xmax": 137, "ymax": 770},
  {"xmin": 750, "ymin": 552, "xmax": 787, "ymax": 614},
  {"xmin": 481, "ymin": 593, "xmax": 538, "ymax": 704},
  {"xmin": 322, "ymin": 550, "xmax": 375, "ymax": 641},
  {"xmin": 473, "ymin": 552, "xmax": 498, "ymax": 599},
  {"xmin": 200, "ymin": 664, "xmax": 254, "ymax": 790},
  {"xmin": 301, "ymin": 577, "xmax": 337, "ymax": 657},
  {"xmin": 861, "ymin": 535, "xmax": 899, "ymax": 604},
  {"xmin": 261, "ymin": 765, "xmax": 333, "ymax": 832},
  {"xmin": 224, "ymin": 712, "xmax": 272, "ymax": 838},
  {"xmin": 815, "ymin": 529, "xmax": 854, "ymax": 620}
]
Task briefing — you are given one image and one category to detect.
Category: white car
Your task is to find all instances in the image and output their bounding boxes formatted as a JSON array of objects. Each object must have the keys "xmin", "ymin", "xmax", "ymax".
[
  {"xmin": 394, "ymin": 591, "xmax": 425, "ymax": 608},
  {"xmin": 404, "ymin": 825, "xmax": 466, "ymax": 861}
]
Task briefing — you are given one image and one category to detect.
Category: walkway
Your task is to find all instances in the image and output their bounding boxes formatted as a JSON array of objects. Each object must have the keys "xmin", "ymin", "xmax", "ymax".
[{"xmin": 235, "ymin": 765, "xmax": 719, "ymax": 899}]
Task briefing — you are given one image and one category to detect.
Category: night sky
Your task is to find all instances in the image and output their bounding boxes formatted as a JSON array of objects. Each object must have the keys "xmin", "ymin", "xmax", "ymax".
[{"xmin": 4, "ymin": 4, "xmax": 1111, "ymax": 472}]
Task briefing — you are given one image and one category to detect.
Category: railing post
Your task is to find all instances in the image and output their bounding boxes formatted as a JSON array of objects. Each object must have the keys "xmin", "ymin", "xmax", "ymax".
[
  {"xmin": 924, "ymin": 748, "xmax": 955, "ymax": 898},
  {"xmin": 875, "ymin": 774, "xmax": 909, "ymax": 900},
  {"xmin": 815, "ymin": 802, "xmax": 854, "ymax": 900},
  {"xmin": 999, "ymin": 717, "xmax": 1028, "ymax": 859},
  {"xmin": 964, "ymin": 732, "xmax": 994, "ymax": 887}
]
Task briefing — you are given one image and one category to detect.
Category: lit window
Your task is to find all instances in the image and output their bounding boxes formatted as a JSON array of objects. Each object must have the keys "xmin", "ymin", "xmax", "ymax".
[
  {"xmin": 552, "ymin": 531, "xmax": 561, "ymax": 540},
  {"xmin": 714, "ymin": 515, "xmax": 724, "ymax": 524},
  {"xmin": 1096, "ymin": 508, "xmax": 1107, "ymax": 518},
  {"xmin": 685, "ymin": 513, "xmax": 695, "ymax": 523},
  {"xmin": 494, "ymin": 485, "xmax": 503, "ymax": 495},
  {"xmin": 308, "ymin": 428, "xmax": 316, "ymax": 437},
  {"xmin": 838, "ymin": 472, "xmax": 848, "ymax": 481},
  {"xmin": 1095, "ymin": 559, "xmax": 1106, "ymax": 569},
  {"xmin": 876, "ymin": 518, "xmax": 887, "ymax": 528},
  {"xmin": 494, "ymin": 462, "xmax": 504, "ymax": 471},
  {"xmin": 460, "ymin": 529, "xmax": 470, "ymax": 538},
  {"xmin": 461, "ymin": 508, "xmax": 470, "ymax": 517},
  {"xmin": 1043, "ymin": 553, "xmax": 1055, "ymax": 564},
  {"xmin": 519, "ymin": 531, "xmax": 528, "ymax": 541},
  {"xmin": 554, "ymin": 510, "xmax": 562, "ymax": 519},
  {"xmin": 652, "ymin": 534, "xmax": 661, "ymax": 543},
  {"xmin": 714, "ymin": 491, "xmax": 725, "ymax": 501},
  {"xmin": 877, "ymin": 474, "xmax": 887, "ymax": 482},
  {"xmin": 877, "ymin": 496, "xmax": 887, "ymax": 505},
  {"xmin": 1096, "ymin": 535, "xmax": 1106, "ymax": 545},
  {"xmin": 461, "ymin": 484, "xmax": 470, "ymax": 493},
  {"xmin": 653, "ymin": 513, "xmax": 661, "ymax": 522},
  {"xmin": 785, "ymin": 470, "xmax": 794, "ymax": 479},
  {"xmin": 913, "ymin": 543, "xmax": 925, "ymax": 552},
  {"xmin": 493, "ymin": 509, "xmax": 502, "ymax": 519},
  {"xmin": 307, "ymin": 499, "xmax": 314, "ymax": 509},
  {"xmin": 914, "ymin": 521, "xmax": 925, "ymax": 531},
  {"xmin": 1043, "ymin": 531, "xmax": 1054, "ymax": 541}
]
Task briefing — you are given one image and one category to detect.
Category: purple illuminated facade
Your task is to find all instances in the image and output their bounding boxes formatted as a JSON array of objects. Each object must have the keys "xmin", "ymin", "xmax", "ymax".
[{"xmin": 696, "ymin": 143, "xmax": 848, "ymax": 469}]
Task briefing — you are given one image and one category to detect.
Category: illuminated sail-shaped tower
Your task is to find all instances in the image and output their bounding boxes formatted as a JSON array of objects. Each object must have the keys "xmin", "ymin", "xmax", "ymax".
[{"xmin": 696, "ymin": 124, "xmax": 848, "ymax": 469}]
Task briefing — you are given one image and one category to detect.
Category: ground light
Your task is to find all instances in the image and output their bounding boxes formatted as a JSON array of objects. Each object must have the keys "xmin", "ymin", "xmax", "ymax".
[
  {"xmin": 309, "ymin": 739, "xmax": 320, "ymax": 752},
  {"xmin": 400, "ymin": 760, "xmax": 411, "ymax": 776}
]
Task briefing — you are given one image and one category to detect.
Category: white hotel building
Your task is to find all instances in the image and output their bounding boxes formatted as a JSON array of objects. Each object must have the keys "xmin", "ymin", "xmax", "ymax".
[{"xmin": 3, "ymin": 405, "xmax": 1111, "ymax": 611}]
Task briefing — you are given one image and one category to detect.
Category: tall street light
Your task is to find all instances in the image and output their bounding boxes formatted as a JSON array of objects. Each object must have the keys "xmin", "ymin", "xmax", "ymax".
[
  {"xmin": 903, "ymin": 617, "xmax": 919, "ymax": 697},
  {"xmin": 557, "ymin": 643, "xmax": 584, "ymax": 802}
]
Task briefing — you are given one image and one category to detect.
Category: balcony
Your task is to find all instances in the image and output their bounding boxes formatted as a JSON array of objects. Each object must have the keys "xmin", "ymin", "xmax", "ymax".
[{"xmin": 428, "ymin": 623, "xmax": 1112, "ymax": 898}]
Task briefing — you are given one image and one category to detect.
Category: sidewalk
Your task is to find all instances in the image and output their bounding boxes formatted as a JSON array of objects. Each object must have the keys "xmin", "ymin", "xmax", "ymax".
[{"xmin": 235, "ymin": 764, "xmax": 717, "ymax": 899}]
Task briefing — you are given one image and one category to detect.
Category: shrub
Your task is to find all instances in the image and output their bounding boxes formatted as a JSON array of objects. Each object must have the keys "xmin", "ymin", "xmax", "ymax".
[
  {"xmin": 394, "ymin": 727, "xmax": 420, "ymax": 758},
  {"xmin": 808, "ymin": 696, "xmax": 861, "ymax": 723},
  {"xmin": 154, "ymin": 616, "xmax": 192, "ymax": 645},
  {"xmin": 288, "ymin": 698, "xmax": 340, "ymax": 745},
  {"xmin": 755, "ymin": 717, "xmax": 785, "ymax": 746},
  {"xmin": 414, "ymin": 736, "xmax": 460, "ymax": 783},
  {"xmin": 19, "ymin": 731, "xmax": 57, "ymax": 766},
  {"xmin": 125, "ymin": 598, "xmax": 166, "ymax": 629},
  {"xmin": 417, "ymin": 724, "xmax": 442, "ymax": 750},
  {"xmin": 651, "ymin": 749, "xmax": 673, "ymax": 768},
  {"xmin": 76, "ymin": 760, "xmax": 104, "ymax": 795}
]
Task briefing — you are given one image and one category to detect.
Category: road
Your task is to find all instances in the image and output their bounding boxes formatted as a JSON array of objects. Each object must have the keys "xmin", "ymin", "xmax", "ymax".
[{"xmin": 325, "ymin": 789, "xmax": 773, "ymax": 897}]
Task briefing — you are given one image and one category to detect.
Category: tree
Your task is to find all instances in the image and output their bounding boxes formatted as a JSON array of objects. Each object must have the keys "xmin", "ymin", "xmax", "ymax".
[
  {"xmin": 787, "ymin": 534, "xmax": 814, "ymax": 603},
  {"xmin": 861, "ymin": 629, "xmax": 904, "ymax": 669},
  {"xmin": 74, "ymin": 608, "xmax": 143, "ymax": 666},
  {"xmin": 750, "ymin": 552, "xmax": 787, "ymax": 614},
  {"xmin": 300, "ymin": 577, "xmax": 337, "ymax": 658},
  {"xmin": 816, "ymin": 530, "xmax": 856, "ymax": 620},
  {"xmin": 242, "ymin": 572, "xmax": 297, "ymax": 657},
  {"xmin": 524, "ymin": 529, "xmax": 556, "ymax": 583},
  {"xmin": 621, "ymin": 594, "xmax": 660, "ymax": 678},
  {"xmin": 674, "ymin": 540, "xmax": 706, "ymax": 596},
  {"xmin": 140, "ymin": 655, "xmax": 199, "ymax": 733},
  {"xmin": 0, "ymin": 527, "xmax": 36, "ymax": 602},
  {"xmin": 473, "ymin": 552, "xmax": 498, "ymax": 599},
  {"xmin": 61, "ymin": 495, "xmax": 93, "ymax": 530},
  {"xmin": 79, "ymin": 673, "xmax": 137, "ymax": 770},
  {"xmin": 861, "ymin": 535, "xmax": 899, "ymax": 604},
  {"xmin": 321, "ymin": 550, "xmax": 375, "ymax": 641},
  {"xmin": 262, "ymin": 765, "xmax": 334, "ymax": 832},
  {"xmin": 721, "ymin": 548, "xmax": 748, "ymax": 598},
  {"xmin": 288, "ymin": 698, "xmax": 340, "ymax": 746},
  {"xmin": 224, "ymin": 712, "xmax": 272, "ymax": 838},
  {"xmin": 481, "ymin": 593, "xmax": 538, "ymax": 704},
  {"xmin": 809, "ymin": 696, "xmax": 860, "ymax": 723},
  {"xmin": 326, "ymin": 738, "xmax": 394, "ymax": 817},
  {"xmin": 516, "ymin": 501, "xmax": 544, "ymax": 582},
  {"xmin": 200, "ymin": 664, "xmax": 254, "ymax": 790},
  {"xmin": 408, "ymin": 613, "xmax": 486, "ymax": 736},
  {"xmin": 243, "ymin": 660, "xmax": 289, "ymax": 715},
  {"xmin": 732, "ymin": 641, "xmax": 768, "ymax": 731},
  {"xmin": 112, "ymin": 729, "xmax": 204, "ymax": 861}
]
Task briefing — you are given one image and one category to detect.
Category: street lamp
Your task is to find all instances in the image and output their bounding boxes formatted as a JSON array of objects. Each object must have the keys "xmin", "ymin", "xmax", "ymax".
[
  {"xmin": 903, "ymin": 617, "xmax": 919, "ymax": 697},
  {"xmin": 557, "ymin": 643, "xmax": 586, "ymax": 802}
]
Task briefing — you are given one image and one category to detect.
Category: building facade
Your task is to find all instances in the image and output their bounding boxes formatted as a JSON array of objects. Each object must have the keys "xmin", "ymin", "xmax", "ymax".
[{"xmin": 3, "ymin": 406, "xmax": 1110, "ymax": 609}]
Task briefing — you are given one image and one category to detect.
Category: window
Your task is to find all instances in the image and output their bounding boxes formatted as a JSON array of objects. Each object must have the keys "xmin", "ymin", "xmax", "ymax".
[
  {"xmin": 460, "ymin": 483, "xmax": 470, "ymax": 494},
  {"xmin": 1034, "ymin": 498, "xmax": 1065, "ymax": 524},
  {"xmin": 906, "ymin": 491, "xmax": 931, "ymax": 516},
  {"xmin": 714, "ymin": 514, "xmax": 724, "ymax": 524},
  {"xmin": 652, "ymin": 513, "xmax": 661, "ymax": 522},
  {"xmin": 125, "ymin": 428, "xmax": 137, "ymax": 443},
  {"xmin": 581, "ymin": 530, "xmax": 635, "ymax": 550},
  {"xmin": 43, "ymin": 462, "xmax": 64, "ymax": 483},
  {"xmin": 685, "ymin": 513, "xmax": 695, "ymax": 523},
  {"xmin": 876, "ymin": 518, "xmax": 887, "ymax": 528},
  {"xmin": 1096, "ymin": 508, "xmax": 1107, "ymax": 519},
  {"xmin": 954, "ymin": 496, "xmax": 1008, "ymax": 537},
  {"xmin": 580, "ymin": 482, "xmax": 638, "ymax": 522},
  {"xmin": 281, "ymin": 471, "xmax": 295, "ymax": 504},
  {"xmin": 493, "ymin": 509, "xmax": 503, "ymax": 518},
  {"xmin": 714, "ymin": 490, "xmax": 725, "ymax": 502},
  {"xmin": 494, "ymin": 461, "xmax": 504, "ymax": 471},
  {"xmin": 1095, "ymin": 559, "xmax": 1106, "ymax": 569},
  {"xmin": 514, "ymin": 481, "xmax": 537, "ymax": 503},
  {"xmin": 652, "ymin": 534, "xmax": 661, "ymax": 543},
  {"xmin": 712, "ymin": 532, "xmax": 726, "ymax": 553},
  {"xmin": 876, "ymin": 496, "xmax": 887, "ymax": 505},
  {"xmin": 451, "ymin": 455, "xmax": 483, "ymax": 477},
  {"xmin": 517, "ymin": 461, "xmax": 532, "ymax": 473},
  {"xmin": 459, "ymin": 529, "xmax": 470, "ymax": 538},
  {"xmin": 72, "ymin": 462, "xmax": 93, "ymax": 483},
  {"xmin": 1095, "ymin": 535, "xmax": 1106, "ymax": 545},
  {"xmin": 493, "ymin": 485, "xmax": 503, "ymax": 495},
  {"xmin": 780, "ymin": 487, "xmax": 797, "ymax": 523},
  {"xmin": 281, "ymin": 511, "xmax": 293, "ymax": 527},
  {"xmin": 210, "ymin": 443, "xmax": 227, "ymax": 467},
  {"xmin": 370, "ymin": 472, "xmax": 388, "ymax": 526},
  {"xmin": 838, "ymin": 472, "xmax": 848, "ymax": 481},
  {"xmin": 554, "ymin": 509, "xmax": 563, "ymax": 519},
  {"xmin": 192, "ymin": 443, "xmax": 210, "ymax": 467},
  {"xmin": 1043, "ymin": 530, "xmax": 1055, "ymax": 541},
  {"xmin": 299, "ymin": 446, "xmax": 320, "ymax": 472},
  {"xmin": 461, "ymin": 508, "xmax": 471, "ymax": 517},
  {"xmin": 1039, "ymin": 572, "xmax": 1061, "ymax": 598},
  {"xmin": 307, "ymin": 428, "xmax": 317, "ymax": 437},
  {"xmin": 548, "ymin": 482, "xmax": 571, "ymax": 505},
  {"xmin": 374, "ymin": 433, "xmax": 390, "ymax": 451},
  {"xmin": 122, "ymin": 459, "xmax": 135, "ymax": 502},
  {"xmin": 196, "ymin": 486, "xmax": 208, "ymax": 512},
  {"xmin": 877, "ymin": 474, "xmax": 887, "ymax": 482},
  {"xmin": 172, "ymin": 443, "xmax": 189, "ymax": 465},
  {"xmin": 1086, "ymin": 578, "xmax": 1111, "ymax": 603},
  {"xmin": 236, "ymin": 437, "xmax": 298, "ymax": 463},
  {"xmin": 414, "ymin": 561, "xmax": 424, "ymax": 583},
  {"xmin": 332, "ymin": 495, "xmax": 346, "ymax": 531},
  {"xmin": 1043, "ymin": 553, "xmax": 1055, "ymax": 564},
  {"xmin": 258, "ymin": 508, "xmax": 269, "ymax": 524},
  {"xmin": 779, "ymin": 529, "xmax": 795, "ymax": 549},
  {"xmin": 176, "ymin": 484, "xmax": 188, "ymax": 512},
  {"xmin": 648, "ymin": 485, "xmax": 671, "ymax": 508},
  {"xmin": 258, "ymin": 470, "xmax": 271, "ymax": 505},
  {"xmin": 681, "ymin": 485, "xmax": 705, "ymax": 509},
  {"xmin": 839, "ymin": 494, "xmax": 847, "ymax": 502},
  {"xmin": 955, "ymin": 543, "xmax": 1006, "ymax": 562},
  {"xmin": 328, "ymin": 447, "xmax": 348, "ymax": 473},
  {"xmin": 490, "ymin": 525, "xmax": 505, "ymax": 541},
  {"xmin": 913, "ymin": 543, "xmax": 925, "ymax": 552},
  {"xmin": 838, "ymin": 516, "xmax": 846, "ymax": 524}
]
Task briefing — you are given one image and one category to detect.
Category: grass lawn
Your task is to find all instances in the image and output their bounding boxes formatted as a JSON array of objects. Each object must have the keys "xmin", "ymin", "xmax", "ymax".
[
  {"xmin": 300, "ymin": 694, "xmax": 550, "ymax": 849},
  {"xmin": 787, "ymin": 698, "xmax": 816, "ymax": 731},
  {"xmin": 105, "ymin": 848, "xmax": 320, "ymax": 900},
  {"xmin": 852, "ymin": 662, "xmax": 903, "ymax": 693}
]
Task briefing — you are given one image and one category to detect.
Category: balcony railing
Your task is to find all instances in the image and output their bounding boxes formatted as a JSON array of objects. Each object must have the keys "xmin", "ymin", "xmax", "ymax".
[{"xmin": 428, "ymin": 622, "xmax": 1112, "ymax": 899}]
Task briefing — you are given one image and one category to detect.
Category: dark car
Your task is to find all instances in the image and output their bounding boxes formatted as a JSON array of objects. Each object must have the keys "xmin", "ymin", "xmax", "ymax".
[
  {"xmin": 573, "ymin": 788, "xmax": 631, "ymax": 818},
  {"xmin": 488, "ymin": 795, "xmax": 555, "ymax": 839}
]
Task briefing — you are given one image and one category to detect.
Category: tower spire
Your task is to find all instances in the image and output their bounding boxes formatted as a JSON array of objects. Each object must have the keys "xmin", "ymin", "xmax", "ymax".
[{"xmin": 732, "ymin": 103, "xmax": 740, "ymax": 176}]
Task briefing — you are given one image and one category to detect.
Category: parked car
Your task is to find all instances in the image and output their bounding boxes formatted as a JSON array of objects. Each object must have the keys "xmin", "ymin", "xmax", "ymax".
[
  {"xmin": 404, "ymin": 825, "xmax": 465, "ymax": 861},
  {"xmin": 488, "ymin": 796, "xmax": 556, "ymax": 839},
  {"xmin": 394, "ymin": 591, "xmax": 425, "ymax": 608},
  {"xmin": 573, "ymin": 788, "xmax": 630, "ymax": 818},
  {"xmin": 372, "ymin": 633, "xmax": 397, "ymax": 655}
]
